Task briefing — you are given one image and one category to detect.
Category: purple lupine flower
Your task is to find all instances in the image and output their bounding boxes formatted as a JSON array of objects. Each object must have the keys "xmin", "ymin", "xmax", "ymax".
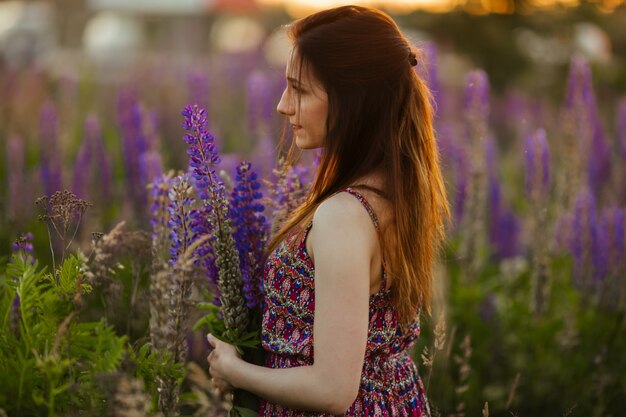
[
  {"xmin": 246, "ymin": 70, "xmax": 274, "ymax": 136},
  {"xmin": 39, "ymin": 101, "xmax": 63, "ymax": 196},
  {"xmin": 117, "ymin": 89, "xmax": 150, "ymax": 214},
  {"xmin": 72, "ymin": 115, "xmax": 112, "ymax": 202},
  {"xmin": 491, "ymin": 209, "xmax": 522, "ymax": 259},
  {"xmin": 434, "ymin": 122, "xmax": 465, "ymax": 228},
  {"xmin": 617, "ymin": 98, "xmax": 626, "ymax": 162},
  {"xmin": 229, "ymin": 161, "xmax": 269, "ymax": 308},
  {"xmin": 91, "ymin": 117, "xmax": 113, "ymax": 201},
  {"xmin": 452, "ymin": 142, "xmax": 470, "ymax": 230},
  {"xmin": 487, "ymin": 174, "xmax": 522, "ymax": 259},
  {"xmin": 72, "ymin": 125, "xmax": 93, "ymax": 199},
  {"xmin": 187, "ymin": 69, "xmax": 210, "ymax": 112},
  {"xmin": 9, "ymin": 294, "xmax": 21, "ymax": 336},
  {"xmin": 181, "ymin": 105, "xmax": 222, "ymax": 200},
  {"xmin": 167, "ymin": 174, "xmax": 197, "ymax": 264},
  {"xmin": 11, "ymin": 232, "xmax": 35, "ymax": 265},
  {"xmin": 486, "ymin": 137, "xmax": 521, "ymax": 259},
  {"xmin": 587, "ymin": 120, "xmax": 611, "ymax": 196},
  {"xmin": 189, "ymin": 206, "xmax": 220, "ymax": 302},
  {"xmin": 150, "ymin": 172, "xmax": 174, "ymax": 261},
  {"xmin": 524, "ymin": 128, "xmax": 551, "ymax": 200},
  {"xmin": 571, "ymin": 187, "xmax": 607, "ymax": 286},
  {"xmin": 564, "ymin": 56, "xmax": 597, "ymax": 121},
  {"xmin": 464, "ymin": 70, "xmax": 490, "ymax": 121},
  {"xmin": 600, "ymin": 207, "xmax": 625, "ymax": 276},
  {"xmin": 6, "ymin": 135, "xmax": 27, "ymax": 221},
  {"xmin": 181, "ymin": 104, "xmax": 248, "ymax": 337}
]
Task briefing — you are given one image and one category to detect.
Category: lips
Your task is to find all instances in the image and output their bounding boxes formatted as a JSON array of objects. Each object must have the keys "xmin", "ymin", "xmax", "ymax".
[{"xmin": 290, "ymin": 123, "xmax": 302, "ymax": 131}]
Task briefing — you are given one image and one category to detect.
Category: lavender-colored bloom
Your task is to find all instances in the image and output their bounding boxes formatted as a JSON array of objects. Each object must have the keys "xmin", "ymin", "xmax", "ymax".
[
  {"xmin": 600, "ymin": 207, "xmax": 625, "ymax": 275},
  {"xmin": 39, "ymin": 101, "xmax": 63, "ymax": 196},
  {"xmin": 11, "ymin": 232, "xmax": 34, "ymax": 265},
  {"xmin": 181, "ymin": 104, "xmax": 248, "ymax": 338},
  {"xmin": 487, "ymin": 175, "xmax": 522, "ymax": 259},
  {"xmin": 524, "ymin": 128, "xmax": 551, "ymax": 200},
  {"xmin": 464, "ymin": 70, "xmax": 490, "ymax": 121},
  {"xmin": 167, "ymin": 174, "xmax": 196, "ymax": 264},
  {"xmin": 486, "ymin": 138, "xmax": 521, "ymax": 259},
  {"xmin": 10, "ymin": 294, "xmax": 21, "ymax": 336},
  {"xmin": 6, "ymin": 135, "xmax": 26, "ymax": 221},
  {"xmin": 150, "ymin": 172, "xmax": 174, "ymax": 262},
  {"xmin": 571, "ymin": 187, "xmax": 607, "ymax": 285},
  {"xmin": 72, "ymin": 115, "xmax": 112, "ymax": 202},
  {"xmin": 491, "ymin": 209, "xmax": 522, "ymax": 259},
  {"xmin": 485, "ymin": 136, "xmax": 498, "ymax": 181},
  {"xmin": 92, "ymin": 118, "xmax": 113, "ymax": 201},
  {"xmin": 117, "ymin": 90, "xmax": 150, "ymax": 214},
  {"xmin": 587, "ymin": 121, "xmax": 611, "ymax": 196},
  {"xmin": 564, "ymin": 56, "xmax": 597, "ymax": 121},
  {"xmin": 450, "ymin": 142, "xmax": 470, "ymax": 229},
  {"xmin": 229, "ymin": 161, "xmax": 269, "ymax": 308},
  {"xmin": 438, "ymin": 124, "xmax": 471, "ymax": 228},
  {"xmin": 617, "ymin": 98, "xmax": 626, "ymax": 161},
  {"xmin": 189, "ymin": 206, "xmax": 219, "ymax": 288}
]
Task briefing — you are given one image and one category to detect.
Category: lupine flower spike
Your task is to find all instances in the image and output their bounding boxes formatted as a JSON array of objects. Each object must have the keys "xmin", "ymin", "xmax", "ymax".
[{"xmin": 181, "ymin": 104, "xmax": 249, "ymax": 340}]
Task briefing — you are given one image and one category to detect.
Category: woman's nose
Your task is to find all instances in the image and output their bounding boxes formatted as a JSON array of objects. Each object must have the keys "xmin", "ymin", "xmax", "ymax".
[{"xmin": 276, "ymin": 89, "xmax": 294, "ymax": 116}]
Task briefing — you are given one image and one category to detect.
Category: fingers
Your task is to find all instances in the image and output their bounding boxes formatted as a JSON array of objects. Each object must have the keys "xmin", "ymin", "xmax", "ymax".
[
  {"xmin": 210, "ymin": 376, "xmax": 233, "ymax": 397},
  {"xmin": 206, "ymin": 333, "xmax": 216, "ymax": 347}
]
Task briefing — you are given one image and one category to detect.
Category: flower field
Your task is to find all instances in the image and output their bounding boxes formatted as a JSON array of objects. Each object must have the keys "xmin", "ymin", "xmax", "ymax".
[{"xmin": 1, "ymin": 9, "xmax": 625, "ymax": 417}]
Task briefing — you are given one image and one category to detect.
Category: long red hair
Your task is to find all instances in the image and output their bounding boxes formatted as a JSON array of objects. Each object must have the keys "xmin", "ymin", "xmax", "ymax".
[{"xmin": 268, "ymin": 5, "xmax": 450, "ymax": 323}]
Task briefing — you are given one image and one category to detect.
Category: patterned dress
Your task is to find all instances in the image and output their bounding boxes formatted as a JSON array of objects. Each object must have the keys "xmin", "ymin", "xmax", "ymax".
[{"xmin": 260, "ymin": 188, "xmax": 430, "ymax": 416}]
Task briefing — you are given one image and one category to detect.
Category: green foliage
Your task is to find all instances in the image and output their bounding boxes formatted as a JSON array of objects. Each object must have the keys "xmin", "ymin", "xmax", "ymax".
[
  {"xmin": 130, "ymin": 342, "xmax": 186, "ymax": 401},
  {"xmin": 418, "ymin": 246, "xmax": 626, "ymax": 416},
  {"xmin": 0, "ymin": 251, "xmax": 187, "ymax": 416}
]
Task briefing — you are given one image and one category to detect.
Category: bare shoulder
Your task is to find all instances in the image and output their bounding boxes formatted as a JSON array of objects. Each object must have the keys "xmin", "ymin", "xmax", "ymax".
[
  {"xmin": 312, "ymin": 192, "xmax": 375, "ymax": 233},
  {"xmin": 307, "ymin": 192, "xmax": 378, "ymax": 261}
]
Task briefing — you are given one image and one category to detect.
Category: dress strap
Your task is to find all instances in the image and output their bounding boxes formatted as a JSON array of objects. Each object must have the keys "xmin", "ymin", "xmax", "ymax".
[
  {"xmin": 341, "ymin": 187, "xmax": 382, "ymax": 234},
  {"xmin": 340, "ymin": 187, "xmax": 389, "ymax": 289}
]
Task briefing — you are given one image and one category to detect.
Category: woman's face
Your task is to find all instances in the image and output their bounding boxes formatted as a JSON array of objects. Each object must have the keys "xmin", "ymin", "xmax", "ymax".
[{"xmin": 276, "ymin": 54, "xmax": 328, "ymax": 150}]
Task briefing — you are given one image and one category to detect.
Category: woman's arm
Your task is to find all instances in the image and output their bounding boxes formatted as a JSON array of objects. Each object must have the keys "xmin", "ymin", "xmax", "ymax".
[{"xmin": 208, "ymin": 193, "xmax": 378, "ymax": 414}]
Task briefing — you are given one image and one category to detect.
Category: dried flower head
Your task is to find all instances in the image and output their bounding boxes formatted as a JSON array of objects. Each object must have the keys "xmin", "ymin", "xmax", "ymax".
[{"xmin": 36, "ymin": 190, "xmax": 92, "ymax": 233}]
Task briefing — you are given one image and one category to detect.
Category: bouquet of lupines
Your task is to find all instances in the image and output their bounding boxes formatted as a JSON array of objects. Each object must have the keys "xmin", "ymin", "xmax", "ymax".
[{"xmin": 154, "ymin": 104, "xmax": 269, "ymax": 416}]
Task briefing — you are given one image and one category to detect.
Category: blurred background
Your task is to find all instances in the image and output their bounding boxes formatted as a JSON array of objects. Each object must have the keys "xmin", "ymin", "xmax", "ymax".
[{"xmin": 1, "ymin": 0, "xmax": 626, "ymax": 416}]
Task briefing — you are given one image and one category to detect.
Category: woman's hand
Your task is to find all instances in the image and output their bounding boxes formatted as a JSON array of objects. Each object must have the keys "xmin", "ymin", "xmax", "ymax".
[{"xmin": 206, "ymin": 333, "xmax": 241, "ymax": 395}]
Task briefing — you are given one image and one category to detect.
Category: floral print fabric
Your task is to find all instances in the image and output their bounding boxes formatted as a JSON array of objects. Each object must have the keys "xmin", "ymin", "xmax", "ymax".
[{"xmin": 260, "ymin": 188, "xmax": 430, "ymax": 416}]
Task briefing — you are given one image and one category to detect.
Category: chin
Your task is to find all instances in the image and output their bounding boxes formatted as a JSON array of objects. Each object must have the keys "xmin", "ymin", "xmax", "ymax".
[{"xmin": 295, "ymin": 135, "xmax": 323, "ymax": 150}]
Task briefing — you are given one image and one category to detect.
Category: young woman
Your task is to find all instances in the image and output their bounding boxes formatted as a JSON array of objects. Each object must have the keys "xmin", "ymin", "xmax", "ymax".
[{"xmin": 207, "ymin": 5, "xmax": 449, "ymax": 416}]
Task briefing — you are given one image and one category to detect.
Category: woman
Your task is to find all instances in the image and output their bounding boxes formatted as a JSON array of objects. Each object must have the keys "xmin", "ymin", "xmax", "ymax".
[{"xmin": 207, "ymin": 5, "xmax": 449, "ymax": 416}]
